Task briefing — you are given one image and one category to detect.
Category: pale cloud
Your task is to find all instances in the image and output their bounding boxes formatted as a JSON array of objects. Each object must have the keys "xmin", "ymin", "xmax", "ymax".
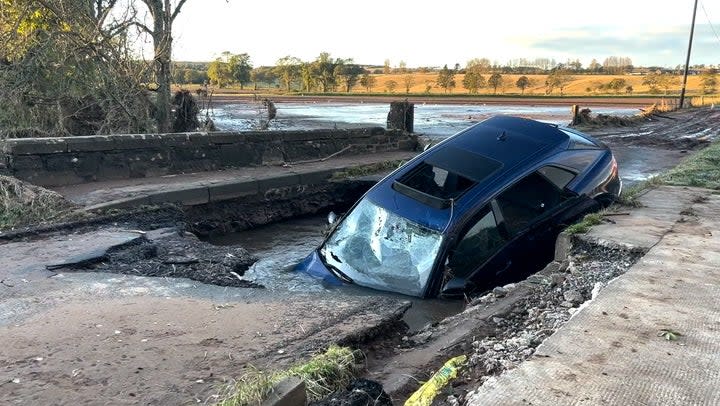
[{"xmin": 519, "ymin": 24, "xmax": 718, "ymax": 66}]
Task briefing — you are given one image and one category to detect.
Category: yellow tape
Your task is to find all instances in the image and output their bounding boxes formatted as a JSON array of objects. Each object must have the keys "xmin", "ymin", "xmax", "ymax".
[{"xmin": 404, "ymin": 355, "xmax": 467, "ymax": 406}]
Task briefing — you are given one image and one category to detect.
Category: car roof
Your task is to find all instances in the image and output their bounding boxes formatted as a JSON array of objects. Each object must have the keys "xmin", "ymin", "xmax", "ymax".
[
  {"xmin": 367, "ymin": 116, "xmax": 602, "ymax": 231},
  {"xmin": 435, "ymin": 116, "xmax": 571, "ymax": 179}
]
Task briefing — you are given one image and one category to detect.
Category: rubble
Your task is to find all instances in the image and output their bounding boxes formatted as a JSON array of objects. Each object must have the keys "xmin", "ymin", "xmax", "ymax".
[{"xmin": 461, "ymin": 240, "xmax": 641, "ymax": 394}]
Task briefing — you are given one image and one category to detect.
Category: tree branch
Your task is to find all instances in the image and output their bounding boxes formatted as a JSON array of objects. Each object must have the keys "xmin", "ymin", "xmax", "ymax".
[{"xmin": 170, "ymin": 0, "xmax": 190, "ymax": 22}]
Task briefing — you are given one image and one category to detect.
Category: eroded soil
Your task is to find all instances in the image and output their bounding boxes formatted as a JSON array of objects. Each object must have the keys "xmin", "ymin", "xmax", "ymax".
[{"xmin": 579, "ymin": 107, "xmax": 720, "ymax": 150}]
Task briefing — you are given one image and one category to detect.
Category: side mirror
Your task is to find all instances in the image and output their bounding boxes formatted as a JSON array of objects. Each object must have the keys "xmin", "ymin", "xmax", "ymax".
[
  {"xmin": 440, "ymin": 277, "xmax": 467, "ymax": 298},
  {"xmin": 327, "ymin": 211, "xmax": 338, "ymax": 225}
]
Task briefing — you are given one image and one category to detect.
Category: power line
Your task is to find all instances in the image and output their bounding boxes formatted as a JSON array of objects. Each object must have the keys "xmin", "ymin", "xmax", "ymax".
[{"xmin": 700, "ymin": 0, "xmax": 720, "ymax": 45}]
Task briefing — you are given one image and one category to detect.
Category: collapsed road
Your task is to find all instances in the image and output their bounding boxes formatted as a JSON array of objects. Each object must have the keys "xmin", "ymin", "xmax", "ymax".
[{"xmin": 1, "ymin": 107, "xmax": 720, "ymax": 404}]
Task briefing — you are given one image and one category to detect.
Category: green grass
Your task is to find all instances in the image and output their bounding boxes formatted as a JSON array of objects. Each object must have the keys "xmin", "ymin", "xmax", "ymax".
[
  {"xmin": 659, "ymin": 141, "xmax": 720, "ymax": 189},
  {"xmin": 617, "ymin": 176, "xmax": 664, "ymax": 207},
  {"xmin": 217, "ymin": 346, "xmax": 362, "ymax": 406},
  {"xmin": 565, "ymin": 212, "xmax": 604, "ymax": 234}
]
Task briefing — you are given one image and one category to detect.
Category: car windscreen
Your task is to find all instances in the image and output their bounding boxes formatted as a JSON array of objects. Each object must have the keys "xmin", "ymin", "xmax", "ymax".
[{"xmin": 320, "ymin": 198, "xmax": 444, "ymax": 297}]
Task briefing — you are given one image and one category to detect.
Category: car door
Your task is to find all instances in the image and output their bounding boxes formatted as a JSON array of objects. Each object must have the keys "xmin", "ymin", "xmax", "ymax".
[
  {"xmin": 439, "ymin": 205, "xmax": 511, "ymax": 296},
  {"xmin": 491, "ymin": 166, "xmax": 581, "ymax": 281}
]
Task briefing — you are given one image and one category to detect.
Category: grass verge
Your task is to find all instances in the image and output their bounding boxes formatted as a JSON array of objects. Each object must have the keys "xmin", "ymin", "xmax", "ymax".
[
  {"xmin": 565, "ymin": 212, "xmax": 604, "ymax": 234},
  {"xmin": 570, "ymin": 139, "xmax": 720, "ymax": 233},
  {"xmin": 217, "ymin": 346, "xmax": 362, "ymax": 406},
  {"xmin": 659, "ymin": 141, "xmax": 720, "ymax": 189}
]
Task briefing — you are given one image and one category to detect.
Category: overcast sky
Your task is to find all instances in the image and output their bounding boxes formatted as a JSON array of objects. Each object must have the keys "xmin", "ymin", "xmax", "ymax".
[{"xmin": 167, "ymin": 0, "xmax": 720, "ymax": 68}]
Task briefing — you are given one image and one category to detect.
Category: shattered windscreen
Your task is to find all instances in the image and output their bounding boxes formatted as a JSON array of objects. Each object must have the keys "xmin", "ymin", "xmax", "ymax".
[{"xmin": 320, "ymin": 198, "xmax": 444, "ymax": 297}]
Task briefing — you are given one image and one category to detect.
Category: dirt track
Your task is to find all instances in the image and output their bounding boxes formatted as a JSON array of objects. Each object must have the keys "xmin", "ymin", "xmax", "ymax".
[{"xmin": 580, "ymin": 106, "xmax": 720, "ymax": 150}]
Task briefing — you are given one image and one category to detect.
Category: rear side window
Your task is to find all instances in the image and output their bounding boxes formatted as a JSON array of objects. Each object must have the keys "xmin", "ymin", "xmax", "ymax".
[
  {"xmin": 538, "ymin": 166, "xmax": 576, "ymax": 189},
  {"xmin": 560, "ymin": 128, "xmax": 601, "ymax": 149},
  {"xmin": 497, "ymin": 172, "xmax": 568, "ymax": 236}
]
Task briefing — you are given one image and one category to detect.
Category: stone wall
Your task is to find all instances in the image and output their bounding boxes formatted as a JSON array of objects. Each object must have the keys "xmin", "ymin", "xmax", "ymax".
[{"xmin": 0, "ymin": 127, "xmax": 416, "ymax": 186}]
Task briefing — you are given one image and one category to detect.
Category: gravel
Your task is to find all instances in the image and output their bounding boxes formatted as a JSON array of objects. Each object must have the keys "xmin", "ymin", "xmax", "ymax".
[{"xmin": 457, "ymin": 239, "xmax": 642, "ymax": 401}]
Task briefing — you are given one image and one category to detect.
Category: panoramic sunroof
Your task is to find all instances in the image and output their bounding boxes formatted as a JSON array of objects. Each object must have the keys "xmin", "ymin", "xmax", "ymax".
[
  {"xmin": 393, "ymin": 146, "xmax": 503, "ymax": 208},
  {"xmin": 424, "ymin": 146, "xmax": 503, "ymax": 183}
]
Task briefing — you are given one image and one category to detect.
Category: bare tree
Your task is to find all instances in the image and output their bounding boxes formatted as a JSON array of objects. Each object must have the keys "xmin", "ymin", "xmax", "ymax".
[
  {"xmin": 131, "ymin": 0, "xmax": 192, "ymax": 132},
  {"xmin": 403, "ymin": 74, "xmax": 414, "ymax": 94},
  {"xmin": 545, "ymin": 70, "xmax": 574, "ymax": 96}
]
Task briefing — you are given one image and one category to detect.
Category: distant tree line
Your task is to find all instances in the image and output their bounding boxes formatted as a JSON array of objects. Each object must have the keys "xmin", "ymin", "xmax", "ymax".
[{"xmin": 174, "ymin": 52, "xmax": 718, "ymax": 97}]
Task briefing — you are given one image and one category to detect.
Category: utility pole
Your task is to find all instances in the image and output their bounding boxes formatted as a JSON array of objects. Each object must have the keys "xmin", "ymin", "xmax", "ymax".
[{"xmin": 679, "ymin": 0, "xmax": 699, "ymax": 109}]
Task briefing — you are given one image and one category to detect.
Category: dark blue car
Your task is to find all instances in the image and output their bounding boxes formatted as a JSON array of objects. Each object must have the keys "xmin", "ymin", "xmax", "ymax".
[{"xmin": 297, "ymin": 116, "xmax": 621, "ymax": 298}]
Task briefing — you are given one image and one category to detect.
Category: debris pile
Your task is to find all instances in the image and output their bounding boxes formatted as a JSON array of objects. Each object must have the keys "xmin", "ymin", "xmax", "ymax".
[
  {"xmin": 573, "ymin": 108, "xmax": 636, "ymax": 127},
  {"xmin": 458, "ymin": 241, "xmax": 641, "ymax": 402},
  {"xmin": 0, "ymin": 175, "xmax": 81, "ymax": 230},
  {"xmin": 54, "ymin": 228, "xmax": 259, "ymax": 288}
]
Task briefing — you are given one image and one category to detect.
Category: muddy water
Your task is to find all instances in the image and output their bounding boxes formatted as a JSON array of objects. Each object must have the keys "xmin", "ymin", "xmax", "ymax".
[
  {"xmin": 208, "ymin": 215, "xmax": 464, "ymax": 331},
  {"xmin": 212, "ymin": 102, "xmax": 638, "ymax": 137},
  {"xmin": 611, "ymin": 144, "xmax": 689, "ymax": 186}
]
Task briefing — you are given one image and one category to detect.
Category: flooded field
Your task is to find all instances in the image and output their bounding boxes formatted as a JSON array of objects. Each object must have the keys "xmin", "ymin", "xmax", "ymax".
[{"xmin": 211, "ymin": 101, "xmax": 639, "ymax": 137}]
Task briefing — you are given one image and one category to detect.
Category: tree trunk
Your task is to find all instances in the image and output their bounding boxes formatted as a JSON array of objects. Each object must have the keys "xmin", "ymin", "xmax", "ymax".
[{"xmin": 153, "ymin": 16, "xmax": 172, "ymax": 133}]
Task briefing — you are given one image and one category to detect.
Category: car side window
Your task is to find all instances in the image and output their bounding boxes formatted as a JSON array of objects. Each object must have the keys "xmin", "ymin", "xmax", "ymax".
[
  {"xmin": 537, "ymin": 165, "xmax": 576, "ymax": 189},
  {"xmin": 496, "ymin": 171, "xmax": 568, "ymax": 236},
  {"xmin": 447, "ymin": 208, "xmax": 505, "ymax": 279}
]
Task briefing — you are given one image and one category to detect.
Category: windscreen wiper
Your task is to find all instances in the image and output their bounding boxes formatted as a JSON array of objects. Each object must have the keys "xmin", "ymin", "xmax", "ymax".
[{"xmin": 326, "ymin": 252, "xmax": 354, "ymax": 283}]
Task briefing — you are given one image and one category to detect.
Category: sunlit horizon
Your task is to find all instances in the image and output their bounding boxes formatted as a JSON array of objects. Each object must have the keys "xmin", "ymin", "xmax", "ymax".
[{"xmin": 165, "ymin": 0, "xmax": 720, "ymax": 68}]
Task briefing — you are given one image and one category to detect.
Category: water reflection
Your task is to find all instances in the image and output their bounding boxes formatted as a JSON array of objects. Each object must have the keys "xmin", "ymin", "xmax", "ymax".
[{"xmin": 211, "ymin": 102, "xmax": 638, "ymax": 137}]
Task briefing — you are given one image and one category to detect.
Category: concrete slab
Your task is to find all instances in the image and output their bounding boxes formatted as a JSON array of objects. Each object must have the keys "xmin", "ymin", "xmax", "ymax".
[
  {"xmin": 585, "ymin": 186, "xmax": 710, "ymax": 251},
  {"xmin": 0, "ymin": 229, "xmax": 145, "ymax": 283},
  {"xmin": 51, "ymin": 150, "xmax": 416, "ymax": 208},
  {"xmin": 466, "ymin": 188, "xmax": 720, "ymax": 405}
]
